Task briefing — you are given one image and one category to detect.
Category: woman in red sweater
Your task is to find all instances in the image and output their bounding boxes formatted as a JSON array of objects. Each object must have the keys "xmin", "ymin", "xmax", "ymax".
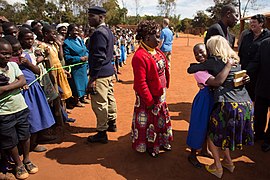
[{"xmin": 131, "ymin": 20, "xmax": 172, "ymax": 158}]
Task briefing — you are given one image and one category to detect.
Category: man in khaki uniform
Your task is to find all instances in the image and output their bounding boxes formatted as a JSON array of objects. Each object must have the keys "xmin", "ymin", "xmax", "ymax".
[{"xmin": 87, "ymin": 6, "xmax": 117, "ymax": 143}]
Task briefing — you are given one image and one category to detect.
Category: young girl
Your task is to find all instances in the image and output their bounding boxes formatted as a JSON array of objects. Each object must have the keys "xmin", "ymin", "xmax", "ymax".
[
  {"xmin": 187, "ymin": 43, "xmax": 233, "ymax": 168},
  {"xmin": 5, "ymin": 35, "xmax": 55, "ymax": 152}
]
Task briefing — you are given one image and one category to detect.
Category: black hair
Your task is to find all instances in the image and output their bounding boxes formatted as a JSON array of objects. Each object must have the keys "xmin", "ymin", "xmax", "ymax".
[
  {"xmin": 67, "ymin": 24, "xmax": 78, "ymax": 37},
  {"xmin": 21, "ymin": 24, "xmax": 32, "ymax": 31},
  {"xmin": 193, "ymin": 43, "xmax": 205, "ymax": 51},
  {"xmin": 135, "ymin": 20, "xmax": 159, "ymax": 41},
  {"xmin": 221, "ymin": 4, "xmax": 236, "ymax": 18},
  {"xmin": 42, "ymin": 24, "xmax": 55, "ymax": 35},
  {"xmin": 18, "ymin": 28, "xmax": 33, "ymax": 41},
  {"xmin": 31, "ymin": 20, "xmax": 42, "ymax": 28},
  {"xmin": 0, "ymin": 38, "xmax": 11, "ymax": 49},
  {"xmin": 3, "ymin": 35, "xmax": 19, "ymax": 46},
  {"xmin": 251, "ymin": 14, "xmax": 265, "ymax": 24},
  {"xmin": 2, "ymin": 22, "xmax": 16, "ymax": 34}
]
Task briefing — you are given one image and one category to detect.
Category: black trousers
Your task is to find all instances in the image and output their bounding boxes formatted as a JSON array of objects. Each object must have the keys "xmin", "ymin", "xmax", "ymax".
[{"xmin": 254, "ymin": 95, "xmax": 270, "ymax": 143}]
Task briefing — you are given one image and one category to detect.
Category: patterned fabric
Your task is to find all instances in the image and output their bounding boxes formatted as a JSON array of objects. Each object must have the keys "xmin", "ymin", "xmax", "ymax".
[
  {"xmin": 208, "ymin": 101, "xmax": 254, "ymax": 151},
  {"xmin": 131, "ymin": 51, "xmax": 173, "ymax": 154}
]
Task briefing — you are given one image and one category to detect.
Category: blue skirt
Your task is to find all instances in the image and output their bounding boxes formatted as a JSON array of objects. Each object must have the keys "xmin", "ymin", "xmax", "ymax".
[
  {"xmin": 186, "ymin": 87, "xmax": 214, "ymax": 149},
  {"xmin": 22, "ymin": 82, "xmax": 55, "ymax": 133}
]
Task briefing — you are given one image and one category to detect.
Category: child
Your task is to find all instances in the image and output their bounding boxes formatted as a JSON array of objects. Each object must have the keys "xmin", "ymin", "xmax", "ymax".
[
  {"xmin": 0, "ymin": 39, "xmax": 38, "ymax": 179},
  {"xmin": 5, "ymin": 35, "xmax": 55, "ymax": 152},
  {"xmin": 186, "ymin": 43, "xmax": 232, "ymax": 168}
]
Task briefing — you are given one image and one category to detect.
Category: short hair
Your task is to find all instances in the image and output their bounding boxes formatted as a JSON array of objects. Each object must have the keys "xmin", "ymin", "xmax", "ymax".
[
  {"xmin": 31, "ymin": 20, "xmax": 42, "ymax": 28},
  {"xmin": 135, "ymin": 20, "xmax": 159, "ymax": 41},
  {"xmin": 206, "ymin": 35, "xmax": 239, "ymax": 63},
  {"xmin": 3, "ymin": 35, "xmax": 19, "ymax": 46},
  {"xmin": 18, "ymin": 28, "xmax": 33, "ymax": 41},
  {"xmin": 163, "ymin": 18, "xmax": 170, "ymax": 25},
  {"xmin": 0, "ymin": 38, "xmax": 11, "ymax": 49},
  {"xmin": 42, "ymin": 24, "xmax": 55, "ymax": 35},
  {"xmin": 193, "ymin": 43, "xmax": 205, "ymax": 51},
  {"xmin": 251, "ymin": 14, "xmax": 265, "ymax": 24},
  {"xmin": 2, "ymin": 22, "xmax": 16, "ymax": 33},
  {"xmin": 220, "ymin": 4, "xmax": 236, "ymax": 18}
]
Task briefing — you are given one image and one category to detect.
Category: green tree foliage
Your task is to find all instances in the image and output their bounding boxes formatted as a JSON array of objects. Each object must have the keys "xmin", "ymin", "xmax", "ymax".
[
  {"xmin": 103, "ymin": 0, "xmax": 127, "ymax": 25},
  {"xmin": 192, "ymin": 11, "xmax": 211, "ymax": 28},
  {"xmin": 25, "ymin": 0, "xmax": 46, "ymax": 20},
  {"xmin": 157, "ymin": 0, "xmax": 176, "ymax": 17},
  {"xmin": 180, "ymin": 18, "xmax": 193, "ymax": 32},
  {"xmin": 206, "ymin": 0, "xmax": 238, "ymax": 24}
]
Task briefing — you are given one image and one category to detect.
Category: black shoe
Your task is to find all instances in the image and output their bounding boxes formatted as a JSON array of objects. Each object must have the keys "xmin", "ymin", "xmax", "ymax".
[
  {"xmin": 107, "ymin": 125, "xmax": 117, "ymax": 132},
  {"xmin": 188, "ymin": 155, "xmax": 203, "ymax": 168},
  {"xmin": 65, "ymin": 118, "xmax": 76, "ymax": 123},
  {"xmin": 261, "ymin": 142, "xmax": 270, "ymax": 152},
  {"xmin": 160, "ymin": 144, "xmax": 172, "ymax": 151},
  {"xmin": 87, "ymin": 131, "xmax": 108, "ymax": 144},
  {"xmin": 107, "ymin": 120, "xmax": 117, "ymax": 132}
]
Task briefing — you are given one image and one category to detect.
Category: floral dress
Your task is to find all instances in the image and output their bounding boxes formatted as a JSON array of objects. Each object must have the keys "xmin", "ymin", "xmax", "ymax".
[{"xmin": 131, "ymin": 51, "xmax": 173, "ymax": 154}]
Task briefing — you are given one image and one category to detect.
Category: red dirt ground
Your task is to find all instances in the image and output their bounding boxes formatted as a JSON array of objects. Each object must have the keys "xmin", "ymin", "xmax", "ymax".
[{"xmin": 14, "ymin": 35, "xmax": 270, "ymax": 179}]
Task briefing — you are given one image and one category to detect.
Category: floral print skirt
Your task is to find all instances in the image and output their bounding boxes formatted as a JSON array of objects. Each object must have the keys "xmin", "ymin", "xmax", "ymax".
[
  {"xmin": 131, "ymin": 90, "xmax": 173, "ymax": 154},
  {"xmin": 208, "ymin": 101, "xmax": 254, "ymax": 151}
]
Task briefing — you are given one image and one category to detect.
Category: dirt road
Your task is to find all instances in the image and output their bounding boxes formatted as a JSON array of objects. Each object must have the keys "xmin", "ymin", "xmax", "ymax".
[{"xmin": 27, "ymin": 35, "xmax": 270, "ymax": 180}]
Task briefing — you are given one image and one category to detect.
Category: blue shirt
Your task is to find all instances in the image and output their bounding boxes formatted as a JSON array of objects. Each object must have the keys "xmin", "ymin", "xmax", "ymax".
[{"xmin": 160, "ymin": 27, "xmax": 173, "ymax": 52}]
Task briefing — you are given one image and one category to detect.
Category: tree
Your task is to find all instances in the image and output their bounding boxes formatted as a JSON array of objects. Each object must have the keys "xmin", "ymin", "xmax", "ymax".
[
  {"xmin": 25, "ymin": 0, "xmax": 46, "ymax": 20},
  {"xmin": 157, "ymin": 0, "xmax": 176, "ymax": 17},
  {"xmin": 180, "ymin": 18, "xmax": 192, "ymax": 32},
  {"xmin": 192, "ymin": 11, "xmax": 211, "ymax": 28}
]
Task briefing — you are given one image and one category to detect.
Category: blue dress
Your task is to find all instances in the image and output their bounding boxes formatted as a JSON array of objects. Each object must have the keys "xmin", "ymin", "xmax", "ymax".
[
  {"xmin": 186, "ymin": 86, "xmax": 214, "ymax": 149},
  {"xmin": 20, "ymin": 53, "xmax": 55, "ymax": 133},
  {"xmin": 63, "ymin": 37, "xmax": 89, "ymax": 98}
]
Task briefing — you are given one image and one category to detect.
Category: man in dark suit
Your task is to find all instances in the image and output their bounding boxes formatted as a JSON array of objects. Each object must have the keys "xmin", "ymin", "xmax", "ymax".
[
  {"xmin": 254, "ymin": 37, "xmax": 270, "ymax": 152},
  {"xmin": 204, "ymin": 4, "xmax": 239, "ymax": 48},
  {"xmin": 87, "ymin": 6, "xmax": 117, "ymax": 143}
]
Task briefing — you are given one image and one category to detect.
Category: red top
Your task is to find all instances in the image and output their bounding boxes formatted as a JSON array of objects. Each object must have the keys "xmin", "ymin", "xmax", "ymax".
[{"xmin": 132, "ymin": 46, "xmax": 170, "ymax": 107}]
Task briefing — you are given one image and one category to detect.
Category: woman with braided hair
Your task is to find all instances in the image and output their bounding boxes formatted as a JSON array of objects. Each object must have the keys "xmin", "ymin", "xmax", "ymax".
[{"xmin": 131, "ymin": 20, "xmax": 172, "ymax": 158}]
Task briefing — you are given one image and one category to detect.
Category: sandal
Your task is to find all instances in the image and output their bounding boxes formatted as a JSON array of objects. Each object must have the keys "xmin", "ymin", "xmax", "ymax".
[
  {"xmin": 75, "ymin": 102, "xmax": 85, "ymax": 107},
  {"xmin": 160, "ymin": 144, "xmax": 172, "ymax": 151},
  {"xmin": 205, "ymin": 164, "xmax": 223, "ymax": 179},
  {"xmin": 188, "ymin": 155, "xmax": 202, "ymax": 168},
  {"xmin": 221, "ymin": 161, "xmax": 235, "ymax": 173}
]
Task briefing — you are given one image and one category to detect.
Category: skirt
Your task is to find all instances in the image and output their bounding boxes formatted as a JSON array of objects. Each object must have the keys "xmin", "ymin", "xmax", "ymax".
[
  {"xmin": 131, "ymin": 89, "xmax": 173, "ymax": 154},
  {"xmin": 208, "ymin": 101, "xmax": 254, "ymax": 151},
  {"xmin": 186, "ymin": 87, "xmax": 214, "ymax": 150}
]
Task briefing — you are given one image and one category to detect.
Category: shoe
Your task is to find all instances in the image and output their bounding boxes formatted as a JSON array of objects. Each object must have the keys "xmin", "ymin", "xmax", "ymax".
[
  {"xmin": 33, "ymin": 145, "xmax": 47, "ymax": 152},
  {"xmin": 261, "ymin": 142, "xmax": 270, "ymax": 152},
  {"xmin": 107, "ymin": 120, "xmax": 117, "ymax": 132},
  {"xmin": 87, "ymin": 131, "xmax": 108, "ymax": 144},
  {"xmin": 117, "ymin": 71, "xmax": 121, "ymax": 74},
  {"xmin": 75, "ymin": 102, "xmax": 85, "ymax": 107},
  {"xmin": 188, "ymin": 155, "xmax": 202, "ymax": 168},
  {"xmin": 147, "ymin": 149, "xmax": 158, "ymax": 158},
  {"xmin": 15, "ymin": 165, "xmax": 29, "ymax": 179},
  {"xmin": 80, "ymin": 99, "xmax": 90, "ymax": 104},
  {"xmin": 123, "ymin": 61, "xmax": 126, "ymax": 65},
  {"xmin": 205, "ymin": 164, "xmax": 223, "ymax": 179},
  {"xmin": 221, "ymin": 161, "xmax": 235, "ymax": 173},
  {"xmin": 24, "ymin": 162, "xmax": 38, "ymax": 174},
  {"xmin": 160, "ymin": 144, "xmax": 172, "ymax": 151},
  {"xmin": 38, "ymin": 135, "xmax": 57, "ymax": 143},
  {"xmin": 65, "ymin": 118, "xmax": 76, "ymax": 123}
]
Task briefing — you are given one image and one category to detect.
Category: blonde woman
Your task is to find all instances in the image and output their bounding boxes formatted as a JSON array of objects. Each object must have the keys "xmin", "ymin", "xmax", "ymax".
[{"xmin": 188, "ymin": 35, "xmax": 254, "ymax": 178}]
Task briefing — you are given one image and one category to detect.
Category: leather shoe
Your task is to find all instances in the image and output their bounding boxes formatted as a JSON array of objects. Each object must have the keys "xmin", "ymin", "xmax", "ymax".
[
  {"xmin": 87, "ymin": 131, "xmax": 108, "ymax": 144},
  {"xmin": 107, "ymin": 120, "xmax": 117, "ymax": 132}
]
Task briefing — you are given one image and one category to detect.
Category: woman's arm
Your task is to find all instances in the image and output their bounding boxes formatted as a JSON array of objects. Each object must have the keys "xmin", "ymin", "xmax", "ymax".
[
  {"xmin": 63, "ymin": 42, "xmax": 83, "ymax": 64},
  {"xmin": 206, "ymin": 60, "xmax": 233, "ymax": 87}
]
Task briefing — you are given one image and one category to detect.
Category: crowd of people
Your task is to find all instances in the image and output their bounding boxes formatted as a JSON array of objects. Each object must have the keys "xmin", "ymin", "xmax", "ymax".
[{"xmin": 0, "ymin": 3, "xmax": 269, "ymax": 180}]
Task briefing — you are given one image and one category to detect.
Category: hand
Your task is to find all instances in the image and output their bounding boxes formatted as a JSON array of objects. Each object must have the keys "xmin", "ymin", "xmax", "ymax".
[
  {"xmin": 64, "ymin": 70, "xmax": 71, "ymax": 78},
  {"xmin": 19, "ymin": 56, "xmax": 31, "ymax": 66},
  {"xmin": 44, "ymin": 47, "xmax": 50, "ymax": 57},
  {"xmin": 36, "ymin": 56, "xmax": 45, "ymax": 63},
  {"xmin": 242, "ymin": 74, "xmax": 250, "ymax": 84},
  {"xmin": 22, "ymin": 85, "xmax": 29, "ymax": 90},
  {"xmin": 55, "ymin": 39, "xmax": 62, "ymax": 46},
  {"xmin": 87, "ymin": 80, "xmax": 97, "ymax": 95},
  {"xmin": 80, "ymin": 56, "xmax": 88, "ymax": 62},
  {"xmin": 227, "ymin": 58, "xmax": 235, "ymax": 66},
  {"xmin": 197, "ymin": 83, "xmax": 205, "ymax": 89}
]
